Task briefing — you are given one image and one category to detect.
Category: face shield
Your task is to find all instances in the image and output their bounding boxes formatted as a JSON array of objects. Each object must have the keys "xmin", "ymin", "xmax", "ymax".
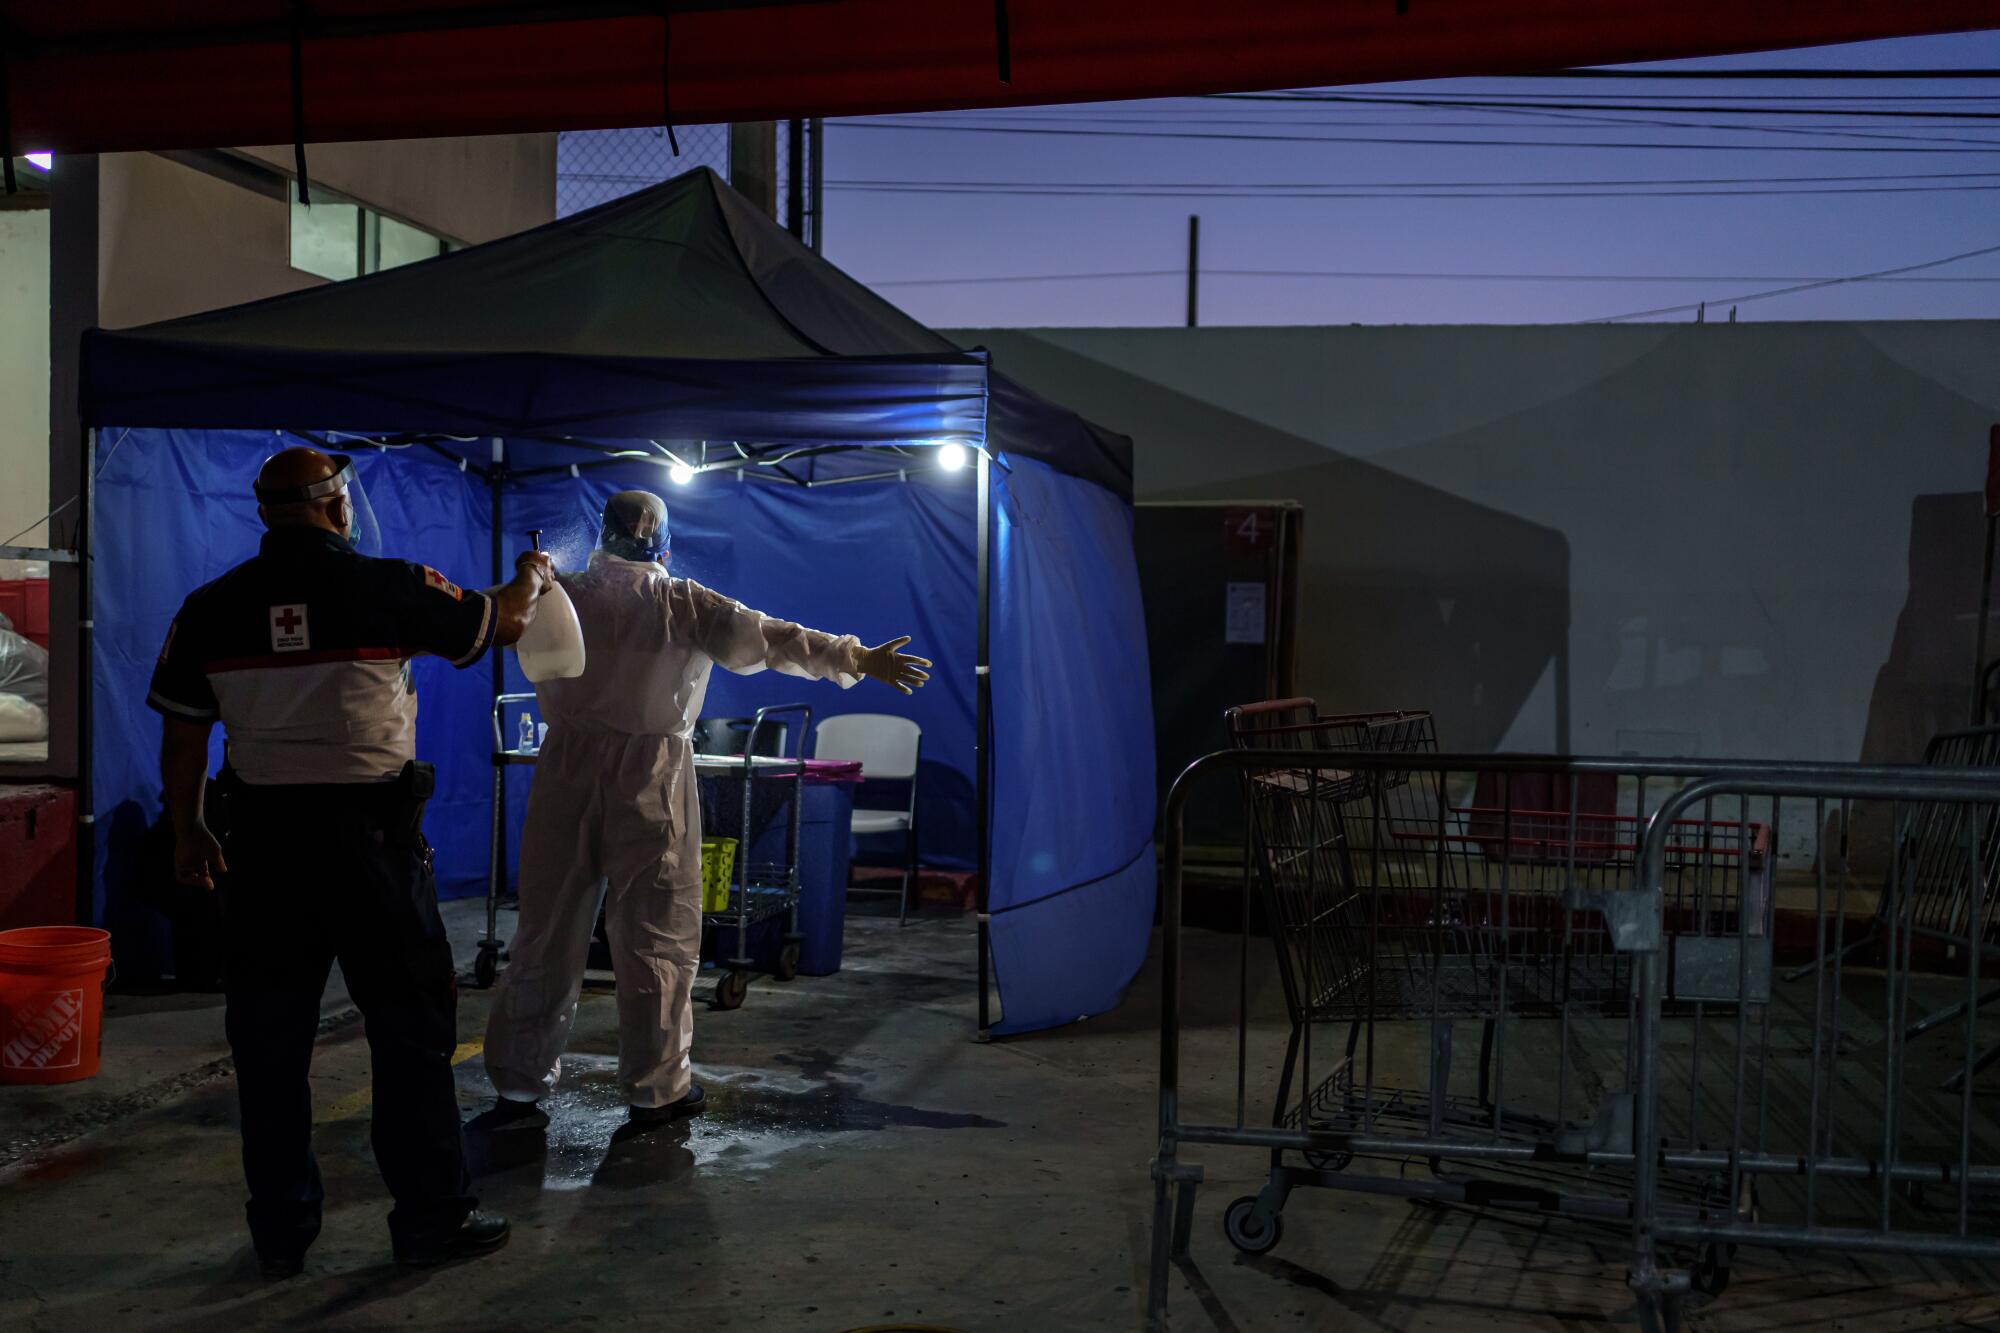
[
  {"xmin": 254, "ymin": 451, "xmax": 382, "ymax": 555},
  {"xmin": 598, "ymin": 490, "xmax": 671, "ymax": 565}
]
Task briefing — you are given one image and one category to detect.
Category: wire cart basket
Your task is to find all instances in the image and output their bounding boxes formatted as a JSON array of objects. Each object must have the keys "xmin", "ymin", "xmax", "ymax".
[{"xmin": 1216, "ymin": 703, "xmax": 1769, "ymax": 1260}]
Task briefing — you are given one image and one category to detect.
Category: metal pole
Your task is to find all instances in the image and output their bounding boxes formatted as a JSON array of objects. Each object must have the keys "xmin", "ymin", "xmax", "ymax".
[
  {"xmin": 1977, "ymin": 426, "xmax": 2000, "ymax": 723},
  {"xmin": 785, "ymin": 118, "xmax": 805, "ymax": 239},
  {"xmin": 1976, "ymin": 512, "xmax": 1996, "ymax": 725},
  {"xmin": 77, "ymin": 427, "xmax": 95, "ymax": 926},
  {"xmin": 976, "ymin": 446, "xmax": 993, "ymax": 1039},
  {"xmin": 489, "ymin": 439, "xmax": 506, "ymax": 912},
  {"xmin": 1185, "ymin": 215, "xmax": 1200, "ymax": 328},
  {"xmin": 808, "ymin": 117, "xmax": 825, "ymax": 253}
]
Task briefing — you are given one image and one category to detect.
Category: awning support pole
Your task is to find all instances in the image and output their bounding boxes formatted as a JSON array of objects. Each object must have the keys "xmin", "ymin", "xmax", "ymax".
[
  {"xmin": 490, "ymin": 438, "xmax": 508, "ymax": 906},
  {"xmin": 77, "ymin": 427, "xmax": 96, "ymax": 925},
  {"xmin": 976, "ymin": 445, "xmax": 993, "ymax": 1040}
]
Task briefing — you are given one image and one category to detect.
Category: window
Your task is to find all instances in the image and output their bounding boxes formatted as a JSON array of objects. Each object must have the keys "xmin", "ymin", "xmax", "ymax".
[{"xmin": 290, "ymin": 181, "xmax": 454, "ymax": 281}]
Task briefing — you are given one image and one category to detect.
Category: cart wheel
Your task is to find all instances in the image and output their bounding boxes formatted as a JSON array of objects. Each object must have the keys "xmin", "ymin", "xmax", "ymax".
[
  {"xmin": 1691, "ymin": 1242, "xmax": 1733, "ymax": 1299},
  {"xmin": 1222, "ymin": 1195, "xmax": 1282, "ymax": 1255},
  {"xmin": 473, "ymin": 947, "xmax": 499, "ymax": 989},
  {"xmin": 774, "ymin": 943, "xmax": 801, "ymax": 982},
  {"xmin": 1304, "ymin": 1150, "xmax": 1352, "ymax": 1173},
  {"xmin": 714, "ymin": 970, "xmax": 750, "ymax": 1011}
]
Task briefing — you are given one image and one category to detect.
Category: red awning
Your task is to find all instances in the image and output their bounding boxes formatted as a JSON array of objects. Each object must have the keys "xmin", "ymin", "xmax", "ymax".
[{"xmin": 5, "ymin": 1, "xmax": 1999, "ymax": 155}]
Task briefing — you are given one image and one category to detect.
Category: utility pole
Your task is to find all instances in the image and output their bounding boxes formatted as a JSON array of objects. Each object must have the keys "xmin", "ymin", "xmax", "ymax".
[
  {"xmin": 1186, "ymin": 214, "xmax": 1200, "ymax": 328},
  {"xmin": 728, "ymin": 122, "xmax": 778, "ymax": 219},
  {"xmin": 809, "ymin": 118, "xmax": 824, "ymax": 252},
  {"xmin": 785, "ymin": 119, "xmax": 805, "ymax": 240}
]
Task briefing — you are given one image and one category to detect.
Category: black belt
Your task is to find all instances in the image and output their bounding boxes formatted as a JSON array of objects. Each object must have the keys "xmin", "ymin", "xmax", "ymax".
[{"xmin": 223, "ymin": 761, "xmax": 436, "ymax": 856}]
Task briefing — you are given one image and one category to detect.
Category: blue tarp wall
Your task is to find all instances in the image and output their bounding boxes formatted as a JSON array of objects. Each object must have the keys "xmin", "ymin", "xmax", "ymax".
[
  {"xmin": 91, "ymin": 432, "xmax": 1152, "ymax": 1036},
  {"xmin": 493, "ymin": 463, "xmax": 980, "ymax": 881}
]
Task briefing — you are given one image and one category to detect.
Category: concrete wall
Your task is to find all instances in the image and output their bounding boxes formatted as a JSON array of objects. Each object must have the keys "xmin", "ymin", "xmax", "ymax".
[
  {"xmin": 949, "ymin": 324, "xmax": 2000, "ymax": 792},
  {"xmin": 102, "ymin": 136, "xmax": 555, "ymax": 329},
  {"xmin": 0, "ymin": 206, "xmax": 50, "ymax": 550},
  {"xmin": 238, "ymin": 135, "xmax": 555, "ymax": 252}
]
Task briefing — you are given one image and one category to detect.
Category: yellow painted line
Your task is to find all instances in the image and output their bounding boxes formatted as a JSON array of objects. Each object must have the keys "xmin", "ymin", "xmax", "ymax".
[{"xmin": 314, "ymin": 1038, "xmax": 486, "ymax": 1124}]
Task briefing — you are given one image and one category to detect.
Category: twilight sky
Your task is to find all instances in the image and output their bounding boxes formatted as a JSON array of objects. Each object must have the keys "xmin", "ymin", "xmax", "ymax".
[{"xmin": 812, "ymin": 31, "xmax": 2000, "ymax": 328}]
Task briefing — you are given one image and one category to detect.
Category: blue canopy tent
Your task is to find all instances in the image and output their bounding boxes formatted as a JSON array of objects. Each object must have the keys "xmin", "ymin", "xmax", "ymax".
[{"xmin": 78, "ymin": 169, "xmax": 1153, "ymax": 1037}]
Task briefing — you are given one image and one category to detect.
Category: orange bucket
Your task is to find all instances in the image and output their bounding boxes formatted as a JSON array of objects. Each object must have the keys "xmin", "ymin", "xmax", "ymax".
[{"xmin": 0, "ymin": 927, "xmax": 112, "ymax": 1084}]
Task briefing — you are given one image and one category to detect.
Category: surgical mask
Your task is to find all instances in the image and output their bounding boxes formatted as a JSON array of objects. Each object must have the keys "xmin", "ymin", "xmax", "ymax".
[{"xmin": 334, "ymin": 479, "xmax": 383, "ymax": 556}]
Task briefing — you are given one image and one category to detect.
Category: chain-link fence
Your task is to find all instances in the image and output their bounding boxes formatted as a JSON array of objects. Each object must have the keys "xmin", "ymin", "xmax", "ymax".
[{"xmin": 556, "ymin": 124, "xmax": 731, "ymax": 217}]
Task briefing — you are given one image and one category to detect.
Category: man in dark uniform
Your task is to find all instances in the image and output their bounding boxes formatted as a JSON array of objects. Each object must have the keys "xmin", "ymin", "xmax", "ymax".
[{"xmin": 149, "ymin": 446, "xmax": 553, "ymax": 1278}]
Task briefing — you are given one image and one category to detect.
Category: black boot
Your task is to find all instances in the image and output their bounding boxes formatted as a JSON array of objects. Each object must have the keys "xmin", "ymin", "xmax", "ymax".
[
  {"xmin": 626, "ymin": 1085, "xmax": 706, "ymax": 1129},
  {"xmin": 394, "ymin": 1211, "xmax": 511, "ymax": 1268}
]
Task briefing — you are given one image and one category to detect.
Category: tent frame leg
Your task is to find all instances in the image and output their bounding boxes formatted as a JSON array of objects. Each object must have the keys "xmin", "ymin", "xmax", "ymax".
[
  {"xmin": 976, "ymin": 446, "xmax": 993, "ymax": 1041},
  {"xmin": 77, "ymin": 426, "xmax": 97, "ymax": 926},
  {"xmin": 488, "ymin": 440, "xmax": 508, "ymax": 963}
]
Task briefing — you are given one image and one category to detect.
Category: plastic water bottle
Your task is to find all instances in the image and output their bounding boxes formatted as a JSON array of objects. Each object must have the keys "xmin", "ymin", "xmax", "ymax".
[{"xmin": 518, "ymin": 712, "xmax": 538, "ymax": 755}]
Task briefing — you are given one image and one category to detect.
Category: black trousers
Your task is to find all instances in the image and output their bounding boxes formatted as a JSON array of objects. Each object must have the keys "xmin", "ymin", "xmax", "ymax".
[{"xmin": 222, "ymin": 783, "xmax": 475, "ymax": 1259}]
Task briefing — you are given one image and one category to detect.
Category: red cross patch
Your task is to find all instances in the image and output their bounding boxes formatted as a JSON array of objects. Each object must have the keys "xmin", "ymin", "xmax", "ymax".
[
  {"xmin": 421, "ymin": 567, "xmax": 463, "ymax": 601},
  {"xmin": 270, "ymin": 603, "xmax": 309, "ymax": 652}
]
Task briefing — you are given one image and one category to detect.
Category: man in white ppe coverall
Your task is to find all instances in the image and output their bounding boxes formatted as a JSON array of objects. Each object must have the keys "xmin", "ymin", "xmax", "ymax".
[{"xmin": 479, "ymin": 491, "xmax": 931, "ymax": 1128}]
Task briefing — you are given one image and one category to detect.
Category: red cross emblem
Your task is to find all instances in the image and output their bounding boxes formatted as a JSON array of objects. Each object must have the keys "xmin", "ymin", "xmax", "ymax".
[{"xmin": 270, "ymin": 603, "xmax": 309, "ymax": 651}]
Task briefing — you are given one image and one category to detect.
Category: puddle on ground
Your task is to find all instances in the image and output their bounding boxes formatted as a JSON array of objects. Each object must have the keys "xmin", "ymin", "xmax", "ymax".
[{"xmin": 464, "ymin": 1054, "xmax": 1003, "ymax": 1192}]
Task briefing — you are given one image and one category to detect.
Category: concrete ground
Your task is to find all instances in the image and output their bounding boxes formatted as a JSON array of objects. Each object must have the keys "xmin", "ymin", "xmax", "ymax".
[{"xmin": 2, "ymin": 899, "xmax": 1998, "ymax": 1332}]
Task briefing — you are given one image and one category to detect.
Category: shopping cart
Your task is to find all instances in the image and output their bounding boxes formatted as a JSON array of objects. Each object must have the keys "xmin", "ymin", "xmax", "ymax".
[
  {"xmin": 1192, "ymin": 711, "xmax": 1771, "ymax": 1271},
  {"xmin": 1148, "ymin": 748, "xmax": 2000, "ymax": 1333},
  {"xmin": 475, "ymin": 696, "xmax": 810, "ymax": 1011}
]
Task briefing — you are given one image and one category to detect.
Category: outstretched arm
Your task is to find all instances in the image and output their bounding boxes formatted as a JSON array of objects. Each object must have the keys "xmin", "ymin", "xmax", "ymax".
[{"xmin": 691, "ymin": 584, "xmax": 930, "ymax": 693}]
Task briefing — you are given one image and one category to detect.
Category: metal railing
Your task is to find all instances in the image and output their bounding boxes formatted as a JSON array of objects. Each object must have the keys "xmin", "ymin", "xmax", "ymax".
[{"xmin": 1148, "ymin": 750, "xmax": 2000, "ymax": 1332}]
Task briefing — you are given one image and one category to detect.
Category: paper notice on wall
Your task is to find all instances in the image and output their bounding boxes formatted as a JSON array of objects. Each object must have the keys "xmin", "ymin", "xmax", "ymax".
[{"xmin": 1225, "ymin": 582, "xmax": 1267, "ymax": 645}]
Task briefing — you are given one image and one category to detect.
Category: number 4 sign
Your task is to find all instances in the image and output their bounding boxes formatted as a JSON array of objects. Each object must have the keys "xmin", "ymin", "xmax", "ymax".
[{"xmin": 1223, "ymin": 507, "xmax": 1270, "ymax": 554}]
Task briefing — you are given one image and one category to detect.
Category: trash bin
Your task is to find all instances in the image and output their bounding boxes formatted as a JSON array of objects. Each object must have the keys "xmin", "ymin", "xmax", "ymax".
[{"xmin": 793, "ymin": 780, "xmax": 854, "ymax": 976}]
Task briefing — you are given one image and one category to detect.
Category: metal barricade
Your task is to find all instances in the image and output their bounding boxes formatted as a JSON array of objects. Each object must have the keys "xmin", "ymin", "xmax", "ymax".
[
  {"xmin": 1628, "ymin": 769, "xmax": 2000, "ymax": 1332},
  {"xmin": 1788, "ymin": 726, "xmax": 2000, "ymax": 1089},
  {"xmin": 1148, "ymin": 751, "xmax": 2000, "ymax": 1333}
]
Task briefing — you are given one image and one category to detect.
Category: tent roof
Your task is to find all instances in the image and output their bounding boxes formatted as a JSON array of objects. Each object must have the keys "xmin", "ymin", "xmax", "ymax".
[
  {"xmin": 82, "ymin": 168, "xmax": 1132, "ymax": 494},
  {"xmin": 7, "ymin": 2, "xmax": 1993, "ymax": 155}
]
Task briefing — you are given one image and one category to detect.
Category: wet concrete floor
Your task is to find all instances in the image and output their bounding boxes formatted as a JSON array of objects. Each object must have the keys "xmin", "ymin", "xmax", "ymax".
[{"xmin": 2, "ymin": 903, "xmax": 1998, "ymax": 1331}]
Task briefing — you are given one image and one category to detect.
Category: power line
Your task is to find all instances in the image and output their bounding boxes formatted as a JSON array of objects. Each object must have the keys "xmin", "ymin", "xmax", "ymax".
[
  {"xmin": 869, "ymin": 268, "xmax": 2000, "ymax": 288},
  {"xmin": 1211, "ymin": 90, "xmax": 2000, "ymax": 102},
  {"xmin": 1422, "ymin": 99, "xmax": 2000, "ymax": 150},
  {"xmin": 1509, "ymin": 68, "xmax": 2000, "ymax": 80},
  {"xmin": 832, "ymin": 181, "xmax": 2000, "ymax": 199},
  {"xmin": 835, "ymin": 120, "xmax": 2000, "ymax": 153},
  {"xmin": 1226, "ymin": 92, "xmax": 2000, "ymax": 120},
  {"xmin": 824, "ymin": 169, "xmax": 2000, "ymax": 187},
  {"xmin": 826, "ymin": 170, "xmax": 2000, "ymax": 189},
  {"xmin": 871, "ymin": 110, "xmax": 2000, "ymax": 137},
  {"xmin": 1585, "ymin": 239, "xmax": 2000, "ymax": 323}
]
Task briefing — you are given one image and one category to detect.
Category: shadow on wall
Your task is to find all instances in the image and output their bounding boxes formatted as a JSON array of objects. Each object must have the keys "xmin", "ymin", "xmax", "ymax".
[
  {"xmin": 1159, "ymin": 450, "xmax": 1571, "ymax": 751},
  {"xmin": 1027, "ymin": 377, "xmax": 1573, "ymax": 751},
  {"xmin": 966, "ymin": 331, "xmax": 1570, "ymax": 751},
  {"xmin": 1851, "ymin": 491, "xmax": 1988, "ymax": 865}
]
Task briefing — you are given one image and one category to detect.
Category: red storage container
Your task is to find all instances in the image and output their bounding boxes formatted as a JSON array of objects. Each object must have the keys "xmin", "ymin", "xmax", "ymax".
[
  {"xmin": 0, "ymin": 786, "xmax": 78, "ymax": 930},
  {"xmin": 0, "ymin": 580, "xmax": 51, "ymax": 651}
]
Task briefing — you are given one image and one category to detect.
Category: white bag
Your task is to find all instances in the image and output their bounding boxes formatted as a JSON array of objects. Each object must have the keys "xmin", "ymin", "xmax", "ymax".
[
  {"xmin": 0, "ymin": 693, "xmax": 47, "ymax": 743},
  {"xmin": 514, "ymin": 580, "xmax": 586, "ymax": 682}
]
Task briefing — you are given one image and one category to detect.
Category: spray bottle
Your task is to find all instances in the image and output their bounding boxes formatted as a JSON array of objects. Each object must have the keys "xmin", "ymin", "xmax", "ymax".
[{"xmin": 512, "ymin": 529, "xmax": 587, "ymax": 682}]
